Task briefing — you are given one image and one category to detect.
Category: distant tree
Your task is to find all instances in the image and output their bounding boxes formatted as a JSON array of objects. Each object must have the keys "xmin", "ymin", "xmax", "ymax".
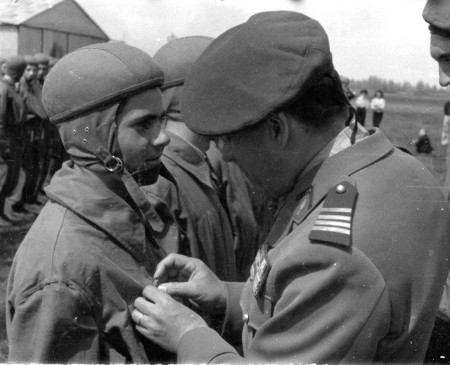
[
  {"xmin": 349, "ymin": 75, "xmax": 447, "ymax": 96},
  {"xmin": 415, "ymin": 80, "xmax": 425, "ymax": 95}
]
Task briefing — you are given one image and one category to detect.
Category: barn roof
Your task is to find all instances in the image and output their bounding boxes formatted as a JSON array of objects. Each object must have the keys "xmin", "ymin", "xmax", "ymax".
[{"xmin": 0, "ymin": 0, "xmax": 108, "ymax": 39}]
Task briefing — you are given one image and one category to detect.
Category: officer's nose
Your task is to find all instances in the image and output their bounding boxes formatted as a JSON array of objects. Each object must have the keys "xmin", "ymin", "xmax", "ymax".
[
  {"xmin": 438, "ymin": 62, "xmax": 450, "ymax": 87},
  {"xmin": 430, "ymin": 33, "xmax": 450, "ymax": 87}
]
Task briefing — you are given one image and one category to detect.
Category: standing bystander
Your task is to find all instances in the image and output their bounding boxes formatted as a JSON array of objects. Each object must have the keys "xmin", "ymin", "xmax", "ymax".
[
  {"xmin": 15, "ymin": 55, "xmax": 48, "ymax": 213},
  {"xmin": 0, "ymin": 56, "xmax": 27, "ymax": 225},
  {"xmin": 355, "ymin": 89, "xmax": 370, "ymax": 126},
  {"xmin": 370, "ymin": 90, "xmax": 385, "ymax": 128}
]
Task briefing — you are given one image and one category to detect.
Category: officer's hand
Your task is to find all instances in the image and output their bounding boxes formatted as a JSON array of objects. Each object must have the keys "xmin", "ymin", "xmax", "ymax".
[
  {"xmin": 132, "ymin": 286, "xmax": 208, "ymax": 352},
  {"xmin": 154, "ymin": 253, "xmax": 227, "ymax": 313}
]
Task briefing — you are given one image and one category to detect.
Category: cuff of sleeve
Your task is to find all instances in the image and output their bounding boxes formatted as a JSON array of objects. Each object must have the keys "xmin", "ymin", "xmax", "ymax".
[
  {"xmin": 177, "ymin": 327, "xmax": 239, "ymax": 364},
  {"xmin": 221, "ymin": 281, "xmax": 245, "ymax": 340}
]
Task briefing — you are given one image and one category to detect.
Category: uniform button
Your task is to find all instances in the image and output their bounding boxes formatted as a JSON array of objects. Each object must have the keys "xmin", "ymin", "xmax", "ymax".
[
  {"xmin": 242, "ymin": 313, "xmax": 249, "ymax": 322},
  {"xmin": 336, "ymin": 184, "xmax": 346, "ymax": 194}
]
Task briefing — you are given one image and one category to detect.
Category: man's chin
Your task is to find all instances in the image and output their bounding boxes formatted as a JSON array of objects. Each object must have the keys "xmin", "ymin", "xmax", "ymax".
[{"xmin": 130, "ymin": 164, "xmax": 161, "ymax": 186}]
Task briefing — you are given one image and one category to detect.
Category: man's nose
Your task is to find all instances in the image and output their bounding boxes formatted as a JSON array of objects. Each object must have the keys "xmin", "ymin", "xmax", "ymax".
[
  {"xmin": 155, "ymin": 128, "xmax": 170, "ymax": 147},
  {"xmin": 430, "ymin": 33, "xmax": 450, "ymax": 86}
]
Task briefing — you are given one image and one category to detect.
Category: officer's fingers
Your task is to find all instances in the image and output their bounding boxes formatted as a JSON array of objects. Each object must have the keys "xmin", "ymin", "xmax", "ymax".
[
  {"xmin": 132, "ymin": 309, "xmax": 165, "ymax": 347},
  {"xmin": 158, "ymin": 281, "xmax": 198, "ymax": 299},
  {"xmin": 140, "ymin": 285, "xmax": 173, "ymax": 306},
  {"xmin": 154, "ymin": 253, "xmax": 198, "ymax": 282},
  {"xmin": 131, "ymin": 308, "xmax": 150, "ymax": 329},
  {"xmin": 134, "ymin": 295, "xmax": 157, "ymax": 316}
]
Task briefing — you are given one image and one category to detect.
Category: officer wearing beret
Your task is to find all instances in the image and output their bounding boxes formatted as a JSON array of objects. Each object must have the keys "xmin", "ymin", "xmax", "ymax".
[
  {"xmin": 423, "ymin": 2, "xmax": 450, "ymax": 362},
  {"xmin": 0, "ymin": 55, "xmax": 27, "ymax": 224},
  {"xmin": 132, "ymin": 11, "xmax": 450, "ymax": 363},
  {"xmin": 6, "ymin": 43, "xmax": 173, "ymax": 363}
]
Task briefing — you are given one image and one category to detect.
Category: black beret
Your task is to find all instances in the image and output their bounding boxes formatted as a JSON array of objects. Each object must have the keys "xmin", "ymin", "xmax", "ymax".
[
  {"xmin": 154, "ymin": 36, "xmax": 213, "ymax": 90},
  {"xmin": 182, "ymin": 11, "xmax": 335, "ymax": 135},
  {"xmin": 43, "ymin": 42, "xmax": 164, "ymax": 124}
]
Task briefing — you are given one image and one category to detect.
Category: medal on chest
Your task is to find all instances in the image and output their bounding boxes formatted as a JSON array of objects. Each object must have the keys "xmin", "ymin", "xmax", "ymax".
[{"xmin": 250, "ymin": 245, "xmax": 271, "ymax": 297}]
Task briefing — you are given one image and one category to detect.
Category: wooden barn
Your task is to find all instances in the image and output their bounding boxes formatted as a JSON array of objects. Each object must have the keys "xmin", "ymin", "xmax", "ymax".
[{"xmin": 0, "ymin": 0, "xmax": 109, "ymax": 58}]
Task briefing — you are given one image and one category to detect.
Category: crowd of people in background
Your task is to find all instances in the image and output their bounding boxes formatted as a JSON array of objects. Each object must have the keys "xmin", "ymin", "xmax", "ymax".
[
  {"xmin": 0, "ymin": 53, "xmax": 65, "ymax": 228},
  {"xmin": 354, "ymin": 89, "xmax": 386, "ymax": 127}
]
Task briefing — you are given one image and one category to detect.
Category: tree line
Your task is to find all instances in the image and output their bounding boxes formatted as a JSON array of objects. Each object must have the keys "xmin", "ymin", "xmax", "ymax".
[{"xmin": 349, "ymin": 75, "xmax": 447, "ymax": 96}]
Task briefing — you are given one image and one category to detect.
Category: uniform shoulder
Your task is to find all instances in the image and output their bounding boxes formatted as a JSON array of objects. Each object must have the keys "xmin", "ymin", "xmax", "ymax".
[{"xmin": 11, "ymin": 200, "xmax": 108, "ymax": 295}]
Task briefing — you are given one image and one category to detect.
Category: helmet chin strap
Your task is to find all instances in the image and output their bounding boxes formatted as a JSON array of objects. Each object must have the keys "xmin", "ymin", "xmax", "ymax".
[{"xmin": 94, "ymin": 146, "xmax": 166, "ymax": 249}]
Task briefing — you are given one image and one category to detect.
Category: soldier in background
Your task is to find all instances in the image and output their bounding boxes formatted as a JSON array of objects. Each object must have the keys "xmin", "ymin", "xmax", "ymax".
[
  {"xmin": 14, "ymin": 55, "xmax": 48, "ymax": 213},
  {"xmin": 35, "ymin": 53, "xmax": 65, "ymax": 185},
  {"xmin": 142, "ymin": 36, "xmax": 238, "ymax": 282},
  {"xmin": 0, "ymin": 56, "xmax": 27, "ymax": 225},
  {"xmin": 207, "ymin": 142, "xmax": 270, "ymax": 281}
]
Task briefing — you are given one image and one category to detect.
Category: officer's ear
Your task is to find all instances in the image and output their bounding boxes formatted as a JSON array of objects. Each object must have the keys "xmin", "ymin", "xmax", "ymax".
[{"xmin": 268, "ymin": 112, "xmax": 290, "ymax": 148}]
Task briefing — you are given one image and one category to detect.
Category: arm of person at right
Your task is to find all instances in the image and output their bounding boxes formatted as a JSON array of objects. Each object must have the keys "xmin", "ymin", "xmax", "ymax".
[
  {"xmin": 138, "ymin": 248, "xmax": 390, "ymax": 363},
  {"xmin": 154, "ymin": 253, "xmax": 245, "ymax": 340}
]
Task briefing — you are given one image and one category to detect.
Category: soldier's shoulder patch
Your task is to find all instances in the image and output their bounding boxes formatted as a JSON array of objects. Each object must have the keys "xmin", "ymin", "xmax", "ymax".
[{"xmin": 308, "ymin": 180, "xmax": 357, "ymax": 248}]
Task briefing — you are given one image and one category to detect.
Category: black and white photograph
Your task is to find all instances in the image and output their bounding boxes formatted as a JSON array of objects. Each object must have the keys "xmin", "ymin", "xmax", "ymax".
[{"xmin": 0, "ymin": 0, "xmax": 449, "ymax": 363}]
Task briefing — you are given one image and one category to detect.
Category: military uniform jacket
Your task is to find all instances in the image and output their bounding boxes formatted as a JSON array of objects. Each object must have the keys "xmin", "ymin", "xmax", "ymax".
[
  {"xmin": 142, "ymin": 132, "xmax": 237, "ymax": 281},
  {"xmin": 6, "ymin": 161, "xmax": 171, "ymax": 363},
  {"xmin": 176, "ymin": 128, "xmax": 450, "ymax": 364},
  {"xmin": 18, "ymin": 78, "xmax": 47, "ymax": 120},
  {"xmin": 0, "ymin": 79, "xmax": 25, "ymax": 149},
  {"xmin": 207, "ymin": 142, "xmax": 262, "ymax": 281}
]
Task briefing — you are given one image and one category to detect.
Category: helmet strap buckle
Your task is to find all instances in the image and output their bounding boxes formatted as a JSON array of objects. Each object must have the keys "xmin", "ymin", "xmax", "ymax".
[{"xmin": 94, "ymin": 146, "xmax": 124, "ymax": 173}]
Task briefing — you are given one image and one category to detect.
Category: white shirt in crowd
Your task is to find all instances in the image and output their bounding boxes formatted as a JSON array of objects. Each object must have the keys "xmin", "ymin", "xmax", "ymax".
[
  {"xmin": 355, "ymin": 94, "xmax": 370, "ymax": 109},
  {"xmin": 371, "ymin": 97, "xmax": 385, "ymax": 112}
]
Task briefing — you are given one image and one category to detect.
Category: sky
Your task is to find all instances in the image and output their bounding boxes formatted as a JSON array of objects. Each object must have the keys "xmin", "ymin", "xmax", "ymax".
[{"xmin": 2, "ymin": 0, "xmax": 443, "ymax": 87}]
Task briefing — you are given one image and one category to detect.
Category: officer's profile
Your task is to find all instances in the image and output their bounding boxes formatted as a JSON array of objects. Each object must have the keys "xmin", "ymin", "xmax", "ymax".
[{"xmin": 131, "ymin": 11, "xmax": 450, "ymax": 364}]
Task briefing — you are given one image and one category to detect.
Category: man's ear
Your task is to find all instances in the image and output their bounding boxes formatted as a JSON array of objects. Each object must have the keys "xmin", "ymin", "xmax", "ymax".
[{"xmin": 268, "ymin": 112, "xmax": 290, "ymax": 148}]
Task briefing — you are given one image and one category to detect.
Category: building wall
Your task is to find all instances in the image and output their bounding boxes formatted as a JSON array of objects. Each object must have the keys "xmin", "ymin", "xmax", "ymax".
[
  {"xmin": 18, "ymin": 26, "xmax": 42, "ymax": 55},
  {"xmin": 42, "ymin": 29, "xmax": 67, "ymax": 57},
  {"xmin": 0, "ymin": 25, "xmax": 18, "ymax": 56},
  {"xmin": 16, "ymin": 26, "xmax": 105, "ymax": 57},
  {"xmin": 68, "ymin": 34, "xmax": 103, "ymax": 53}
]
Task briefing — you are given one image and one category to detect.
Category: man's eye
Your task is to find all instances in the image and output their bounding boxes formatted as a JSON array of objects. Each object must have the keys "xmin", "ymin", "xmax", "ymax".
[{"xmin": 137, "ymin": 116, "xmax": 166, "ymax": 130}]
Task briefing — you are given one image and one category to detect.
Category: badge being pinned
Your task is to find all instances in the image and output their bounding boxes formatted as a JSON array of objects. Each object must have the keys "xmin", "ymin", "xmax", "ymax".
[
  {"xmin": 309, "ymin": 180, "xmax": 357, "ymax": 248},
  {"xmin": 250, "ymin": 247, "xmax": 271, "ymax": 297}
]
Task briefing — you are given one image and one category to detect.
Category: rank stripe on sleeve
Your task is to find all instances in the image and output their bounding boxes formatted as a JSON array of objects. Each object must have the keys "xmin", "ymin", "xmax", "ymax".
[{"xmin": 309, "ymin": 180, "xmax": 357, "ymax": 248}]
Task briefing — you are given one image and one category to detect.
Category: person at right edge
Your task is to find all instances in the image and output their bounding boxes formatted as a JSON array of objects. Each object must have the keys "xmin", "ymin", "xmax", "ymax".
[
  {"xmin": 131, "ymin": 11, "xmax": 450, "ymax": 364},
  {"xmin": 423, "ymin": 2, "xmax": 450, "ymax": 362}
]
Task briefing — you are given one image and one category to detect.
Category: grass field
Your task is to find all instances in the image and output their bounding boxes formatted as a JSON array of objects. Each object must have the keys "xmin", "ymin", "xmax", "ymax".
[{"xmin": 0, "ymin": 92, "xmax": 448, "ymax": 362}]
